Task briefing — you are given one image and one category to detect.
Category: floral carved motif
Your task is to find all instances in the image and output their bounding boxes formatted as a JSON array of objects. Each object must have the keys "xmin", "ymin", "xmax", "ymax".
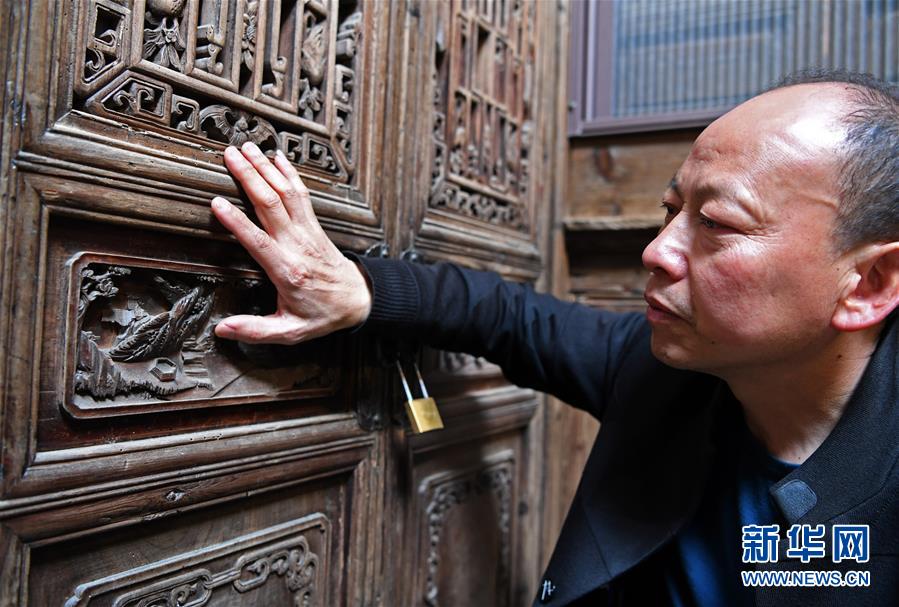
[
  {"xmin": 242, "ymin": 0, "xmax": 259, "ymax": 71},
  {"xmin": 142, "ymin": 0, "xmax": 189, "ymax": 71}
]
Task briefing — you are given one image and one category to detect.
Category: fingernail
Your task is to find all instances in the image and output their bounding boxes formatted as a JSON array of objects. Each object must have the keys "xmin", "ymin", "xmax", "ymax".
[
  {"xmin": 215, "ymin": 321, "xmax": 234, "ymax": 336},
  {"xmin": 211, "ymin": 197, "xmax": 230, "ymax": 210},
  {"xmin": 275, "ymin": 149, "xmax": 287, "ymax": 161}
]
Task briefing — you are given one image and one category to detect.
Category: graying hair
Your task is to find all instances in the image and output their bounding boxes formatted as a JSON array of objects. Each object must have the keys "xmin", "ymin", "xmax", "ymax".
[{"xmin": 771, "ymin": 68, "xmax": 899, "ymax": 251}]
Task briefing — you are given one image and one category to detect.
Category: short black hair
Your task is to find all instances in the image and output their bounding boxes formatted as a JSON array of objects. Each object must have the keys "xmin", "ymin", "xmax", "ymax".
[{"xmin": 770, "ymin": 68, "xmax": 899, "ymax": 251}]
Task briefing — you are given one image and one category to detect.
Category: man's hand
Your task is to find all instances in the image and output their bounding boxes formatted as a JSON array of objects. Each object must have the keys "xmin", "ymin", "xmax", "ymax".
[{"xmin": 210, "ymin": 142, "xmax": 372, "ymax": 344}]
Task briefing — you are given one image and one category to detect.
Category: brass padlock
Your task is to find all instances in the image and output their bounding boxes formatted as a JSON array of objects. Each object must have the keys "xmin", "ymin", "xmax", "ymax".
[{"xmin": 397, "ymin": 361, "xmax": 444, "ymax": 434}]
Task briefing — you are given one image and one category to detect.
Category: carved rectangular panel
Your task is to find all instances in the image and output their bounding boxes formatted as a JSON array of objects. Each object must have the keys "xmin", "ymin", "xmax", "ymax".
[
  {"xmin": 35, "ymin": 209, "xmax": 350, "ymax": 457},
  {"xmin": 41, "ymin": 212, "xmax": 344, "ymax": 425},
  {"xmin": 22, "ymin": 469, "xmax": 359, "ymax": 606},
  {"xmin": 417, "ymin": 453, "xmax": 515, "ymax": 607},
  {"xmin": 64, "ymin": 515, "xmax": 329, "ymax": 606},
  {"xmin": 391, "ymin": 387, "xmax": 540, "ymax": 607},
  {"xmin": 66, "ymin": 253, "xmax": 338, "ymax": 418}
]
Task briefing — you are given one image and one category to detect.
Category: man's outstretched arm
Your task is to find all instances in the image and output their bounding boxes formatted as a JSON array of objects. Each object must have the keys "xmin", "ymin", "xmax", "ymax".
[
  {"xmin": 212, "ymin": 142, "xmax": 647, "ymax": 416},
  {"xmin": 351, "ymin": 256, "xmax": 648, "ymax": 414}
]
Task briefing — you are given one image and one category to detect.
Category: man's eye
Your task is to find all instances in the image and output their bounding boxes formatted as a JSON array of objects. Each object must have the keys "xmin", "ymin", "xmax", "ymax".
[
  {"xmin": 698, "ymin": 215, "xmax": 721, "ymax": 229},
  {"xmin": 660, "ymin": 202, "xmax": 677, "ymax": 217}
]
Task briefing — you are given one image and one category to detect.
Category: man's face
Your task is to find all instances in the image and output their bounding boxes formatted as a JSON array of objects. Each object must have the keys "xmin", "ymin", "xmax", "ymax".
[{"xmin": 642, "ymin": 85, "xmax": 854, "ymax": 376}]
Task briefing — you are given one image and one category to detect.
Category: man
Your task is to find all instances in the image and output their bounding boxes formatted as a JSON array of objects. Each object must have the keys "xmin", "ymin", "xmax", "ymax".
[{"xmin": 209, "ymin": 69, "xmax": 899, "ymax": 605}]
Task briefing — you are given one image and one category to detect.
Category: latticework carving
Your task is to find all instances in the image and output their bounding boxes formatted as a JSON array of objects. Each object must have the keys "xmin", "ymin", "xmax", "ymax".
[
  {"xmin": 73, "ymin": 0, "xmax": 364, "ymax": 183},
  {"xmin": 429, "ymin": 0, "xmax": 536, "ymax": 230}
]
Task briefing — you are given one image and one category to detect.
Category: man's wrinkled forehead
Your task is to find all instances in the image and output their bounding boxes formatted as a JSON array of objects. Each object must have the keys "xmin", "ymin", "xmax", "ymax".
[
  {"xmin": 669, "ymin": 85, "xmax": 850, "ymax": 204},
  {"xmin": 704, "ymin": 83, "xmax": 851, "ymax": 164}
]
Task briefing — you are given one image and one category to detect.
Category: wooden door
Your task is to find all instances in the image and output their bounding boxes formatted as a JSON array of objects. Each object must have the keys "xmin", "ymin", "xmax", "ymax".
[
  {"xmin": 0, "ymin": 0, "xmax": 567, "ymax": 605},
  {"xmin": 384, "ymin": 1, "xmax": 564, "ymax": 605}
]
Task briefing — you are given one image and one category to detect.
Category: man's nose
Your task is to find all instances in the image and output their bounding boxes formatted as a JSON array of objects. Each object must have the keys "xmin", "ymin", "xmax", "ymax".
[{"xmin": 642, "ymin": 217, "xmax": 688, "ymax": 281}]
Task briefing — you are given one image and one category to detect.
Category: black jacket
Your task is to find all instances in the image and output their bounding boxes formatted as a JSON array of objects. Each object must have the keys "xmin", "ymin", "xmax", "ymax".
[{"xmin": 356, "ymin": 257, "xmax": 899, "ymax": 606}]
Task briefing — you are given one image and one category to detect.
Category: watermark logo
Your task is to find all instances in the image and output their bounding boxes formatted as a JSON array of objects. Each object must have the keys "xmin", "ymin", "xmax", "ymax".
[
  {"xmin": 785, "ymin": 524, "xmax": 827, "ymax": 563},
  {"xmin": 740, "ymin": 523, "xmax": 872, "ymax": 588},
  {"xmin": 740, "ymin": 570, "xmax": 871, "ymax": 588},
  {"xmin": 832, "ymin": 525, "xmax": 869, "ymax": 564},
  {"xmin": 741, "ymin": 524, "xmax": 780, "ymax": 563}
]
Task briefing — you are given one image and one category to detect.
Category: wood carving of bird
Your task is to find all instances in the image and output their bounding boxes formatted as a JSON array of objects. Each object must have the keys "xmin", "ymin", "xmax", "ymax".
[{"xmin": 108, "ymin": 285, "xmax": 214, "ymax": 362}]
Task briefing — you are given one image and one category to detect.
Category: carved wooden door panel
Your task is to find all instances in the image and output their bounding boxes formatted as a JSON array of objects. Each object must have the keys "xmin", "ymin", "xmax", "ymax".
[
  {"xmin": 384, "ymin": 1, "xmax": 564, "ymax": 606},
  {"xmin": 0, "ymin": 0, "xmax": 566, "ymax": 605},
  {"xmin": 1, "ymin": 0, "xmax": 390, "ymax": 604}
]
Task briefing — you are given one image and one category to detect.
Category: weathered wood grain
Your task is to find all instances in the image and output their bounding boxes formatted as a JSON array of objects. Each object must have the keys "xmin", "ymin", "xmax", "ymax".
[{"xmin": 0, "ymin": 1, "xmax": 565, "ymax": 604}]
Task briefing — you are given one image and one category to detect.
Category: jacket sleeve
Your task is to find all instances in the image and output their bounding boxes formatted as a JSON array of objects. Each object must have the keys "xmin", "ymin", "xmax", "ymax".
[{"xmin": 351, "ymin": 256, "xmax": 649, "ymax": 420}]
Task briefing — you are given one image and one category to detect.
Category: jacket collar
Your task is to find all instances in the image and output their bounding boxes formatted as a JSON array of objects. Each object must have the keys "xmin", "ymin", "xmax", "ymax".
[{"xmin": 770, "ymin": 315, "xmax": 899, "ymax": 525}]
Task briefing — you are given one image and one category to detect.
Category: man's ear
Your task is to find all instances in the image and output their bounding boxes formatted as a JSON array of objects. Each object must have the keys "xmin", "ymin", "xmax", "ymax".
[{"xmin": 832, "ymin": 242, "xmax": 899, "ymax": 331}]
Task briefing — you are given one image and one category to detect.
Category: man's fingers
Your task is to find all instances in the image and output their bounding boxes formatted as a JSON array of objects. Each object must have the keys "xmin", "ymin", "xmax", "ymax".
[
  {"xmin": 239, "ymin": 142, "xmax": 307, "ymax": 220},
  {"xmin": 211, "ymin": 197, "xmax": 288, "ymax": 283},
  {"xmin": 272, "ymin": 150, "xmax": 321, "ymax": 229},
  {"xmin": 214, "ymin": 313, "xmax": 305, "ymax": 345},
  {"xmin": 241, "ymin": 142, "xmax": 293, "ymax": 193},
  {"xmin": 224, "ymin": 145, "xmax": 292, "ymax": 236}
]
